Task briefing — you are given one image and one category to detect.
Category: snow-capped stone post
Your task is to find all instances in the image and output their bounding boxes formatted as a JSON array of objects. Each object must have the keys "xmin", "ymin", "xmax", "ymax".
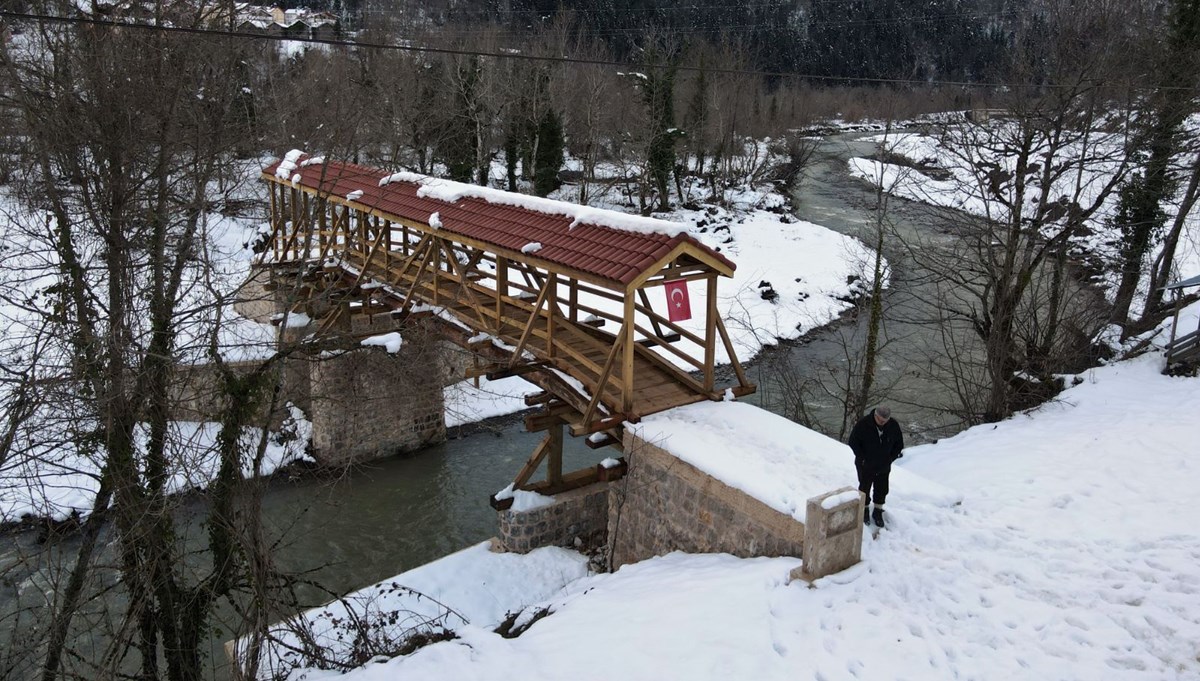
[
  {"xmin": 493, "ymin": 482, "xmax": 612, "ymax": 554},
  {"xmin": 308, "ymin": 330, "xmax": 447, "ymax": 467},
  {"xmin": 796, "ymin": 487, "xmax": 864, "ymax": 582}
]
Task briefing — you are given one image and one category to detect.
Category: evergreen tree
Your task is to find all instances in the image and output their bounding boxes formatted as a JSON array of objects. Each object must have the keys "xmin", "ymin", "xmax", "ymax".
[
  {"xmin": 1108, "ymin": 0, "xmax": 1200, "ymax": 331},
  {"xmin": 533, "ymin": 109, "xmax": 564, "ymax": 197},
  {"xmin": 635, "ymin": 59, "xmax": 680, "ymax": 212},
  {"xmin": 439, "ymin": 56, "xmax": 484, "ymax": 183}
]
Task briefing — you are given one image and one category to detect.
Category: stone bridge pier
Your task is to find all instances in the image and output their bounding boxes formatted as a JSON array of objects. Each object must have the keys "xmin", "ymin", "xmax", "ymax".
[{"xmin": 231, "ymin": 267, "xmax": 482, "ymax": 467}]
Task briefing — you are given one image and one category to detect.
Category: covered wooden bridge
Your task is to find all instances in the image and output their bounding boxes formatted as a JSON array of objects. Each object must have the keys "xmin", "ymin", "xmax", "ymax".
[{"xmin": 259, "ymin": 151, "xmax": 755, "ymax": 498}]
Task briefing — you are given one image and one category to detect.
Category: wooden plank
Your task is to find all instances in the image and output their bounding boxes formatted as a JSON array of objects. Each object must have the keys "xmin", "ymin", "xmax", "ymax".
[
  {"xmin": 704, "ymin": 274, "xmax": 717, "ymax": 392},
  {"xmin": 582, "ymin": 331, "xmax": 624, "ymax": 427},
  {"xmin": 715, "ymin": 314, "xmax": 750, "ymax": 389},
  {"xmin": 485, "ymin": 362, "xmax": 548, "ymax": 380},
  {"xmin": 637, "ymin": 333, "xmax": 682, "ymax": 349},
  {"xmin": 524, "ymin": 403, "xmax": 575, "ymax": 432},
  {"xmin": 439, "ymin": 236, "xmax": 491, "ymax": 330},
  {"xmin": 641, "ymin": 271, "xmax": 716, "ymax": 287},
  {"xmin": 523, "ymin": 391, "xmax": 553, "ymax": 407},
  {"xmin": 548, "ymin": 422, "xmax": 563, "ymax": 486},
  {"xmin": 522, "ymin": 466, "xmax": 600, "ymax": 496},
  {"xmin": 569, "ymin": 413, "xmax": 630, "ymax": 438},
  {"xmin": 508, "ymin": 278, "xmax": 551, "ymax": 367},
  {"xmin": 638, "ymin": 288, "xmax": 667, "ymax": 341},
  {"xmin": 584, "ymin": 433, "xmax": 621, "ymax": 450},
  {"xmin": 513, "ymin": 435, "xmax": 553, "ymax": 488}
]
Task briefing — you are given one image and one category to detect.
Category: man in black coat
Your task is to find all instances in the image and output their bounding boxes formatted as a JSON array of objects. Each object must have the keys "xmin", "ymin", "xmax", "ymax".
[{"xmin": 848, "ymin": 405, "xmax": 904, "ymax": 528}]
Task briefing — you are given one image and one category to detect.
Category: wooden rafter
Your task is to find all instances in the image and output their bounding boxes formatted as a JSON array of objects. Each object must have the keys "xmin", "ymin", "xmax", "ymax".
[
  {"xmin": 508, "ymin": 277, "xmax": 552, "ymax": 368},
  {"xmin": 581, "ymin": 331, "xmax": 623, "ymax": 426},
  {"xmin": 436, "ymin": 236, "xmax": 491, "ymax": 330}
]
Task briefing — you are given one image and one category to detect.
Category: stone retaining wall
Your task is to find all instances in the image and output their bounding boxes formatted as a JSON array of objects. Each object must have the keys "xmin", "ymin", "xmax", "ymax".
[
  {"xmin": 606, "ymin": 432, "xmax": 808, "ymax": 569},
  {"xmin": 497, "ymin": 483, "xmax": 611, "ymax": 553}
]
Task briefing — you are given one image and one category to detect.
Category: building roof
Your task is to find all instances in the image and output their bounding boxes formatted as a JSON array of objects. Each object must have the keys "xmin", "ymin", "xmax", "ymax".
[
  {"xmin": 262, "ymin": 154, "xmax": 736, "ymax": 288},
  {"xmin": 1165, "ymin": 274, "xmax": 1200, "ymax": 291}
]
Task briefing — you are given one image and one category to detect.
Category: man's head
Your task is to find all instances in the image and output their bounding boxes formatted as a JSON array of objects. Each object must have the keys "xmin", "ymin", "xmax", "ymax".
[{"xmin": 873, "ymin": 405, "xmax": 892, "ymax": 426}]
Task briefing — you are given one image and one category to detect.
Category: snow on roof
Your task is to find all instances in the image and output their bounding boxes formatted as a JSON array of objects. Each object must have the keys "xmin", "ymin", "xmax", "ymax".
[
  {"xmin": 265, "ymin": 152, "xmax": 735, "ymax": 287},
  {"xmin": 627, "ymin": 401, "xmax": 959, "ymax": 522},
  {"xmin": 379, "ymin": 171, "xmax": 690, "ymax": 238}
]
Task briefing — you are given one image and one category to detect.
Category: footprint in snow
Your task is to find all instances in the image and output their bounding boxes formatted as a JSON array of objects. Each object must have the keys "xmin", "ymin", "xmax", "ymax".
[{"xmin": 1106, "ymin": 655, "xmax": 1148, "ymax": 671}]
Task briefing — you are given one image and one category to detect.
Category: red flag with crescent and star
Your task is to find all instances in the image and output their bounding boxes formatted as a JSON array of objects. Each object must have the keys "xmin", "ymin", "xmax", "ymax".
[{"xmin": 664, "ymin": 279, "xmax": 692, "ymax": 322}]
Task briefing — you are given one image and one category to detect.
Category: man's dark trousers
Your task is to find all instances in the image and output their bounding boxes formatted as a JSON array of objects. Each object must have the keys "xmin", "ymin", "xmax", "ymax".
[{"xmin": 856, "ymin": 459, "xmax": 891, "ymax": 505}]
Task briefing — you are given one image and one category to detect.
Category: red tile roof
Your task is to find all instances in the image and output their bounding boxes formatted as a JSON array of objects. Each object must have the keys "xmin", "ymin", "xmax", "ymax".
[{"xmin": 262, "ymin": 156, "xmax": 735, "ymax": 287}]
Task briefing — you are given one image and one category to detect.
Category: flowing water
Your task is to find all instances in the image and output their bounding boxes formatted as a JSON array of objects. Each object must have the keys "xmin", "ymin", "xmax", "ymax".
[{"xmin": 744, "ymin": 132, "xmax": 968, "ymax": 441}]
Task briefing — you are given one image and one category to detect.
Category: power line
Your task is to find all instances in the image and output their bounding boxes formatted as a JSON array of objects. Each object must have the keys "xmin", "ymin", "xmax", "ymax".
[
  {"xmin": 0, "ymin": 9, "xmax": 1177, "ymax": 92},
  {"xmin": 439, "ymin": 0, "xmax": 1027, "ymax": 15},
  {"xmin": 361, "ymin": 6, "xmax": 1032, "ymax": 36}
]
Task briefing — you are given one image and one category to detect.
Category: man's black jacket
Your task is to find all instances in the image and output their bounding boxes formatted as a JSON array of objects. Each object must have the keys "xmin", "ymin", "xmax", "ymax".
[{"xmin": 848, "ymin": 413, "xmax": 904, "ymax": 466}]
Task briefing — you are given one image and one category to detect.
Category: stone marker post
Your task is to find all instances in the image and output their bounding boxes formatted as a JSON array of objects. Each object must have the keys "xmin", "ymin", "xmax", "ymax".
[{"xmin": 796, "ymin": 486, "xmax": 864, "ymax": 581}]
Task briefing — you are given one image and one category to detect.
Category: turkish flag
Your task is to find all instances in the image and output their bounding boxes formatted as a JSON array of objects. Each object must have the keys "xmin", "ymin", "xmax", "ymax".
[{"xmin": 664, "ymin": 279, "xmax": 692, "ymax": 322}]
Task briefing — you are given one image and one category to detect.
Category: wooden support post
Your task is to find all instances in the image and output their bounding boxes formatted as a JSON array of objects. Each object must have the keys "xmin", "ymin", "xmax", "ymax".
[
  {"xmin": 547, "ymin": 274, "xmax": 556, "ymax": 359},
  {"xmin": 318, "ymin": 198, "xmax": 328, "ymax": 260},
  {"xmin": 496, "ymin": 257, "xmax": 508, "ymax": 332},
  {"xmin": 269, "ymin": 183, "xmax": 279, "ymax": 261},
  {"xmin": 623, "ymin": 292, "xmax": 635, "ymax": 412},
  {"xmin": 548, "ymin": 420, "xmax": 563, "ymax": 486},
  {"xmin": 432, "ymin": 237, "xmax": 441, "ymax": 305},
  {"xmin": 705, "ymin": 274, "xmax": 717, "ymax": 392},
  {"xmin": 638, "ymin": 287, "xmax": 667, "ymax": 341},
  {"xmin": 514, "ymin": 435, "xmax": 552, "ymax": 489},
  {"xmin": 402, "ymin": 223, "xmax": 410, "ymax": 257},
  {"xmin": 289, "ymin": 187, "xmax": 298, "ymax": 260},
  {"xmin": 384, "ymin": 219, "xmax": 392, "ymax": 270},
  {"xmin": 569, "ymin": 278, "xmax": 578, "ymax": 323},
  {"xmin": 523, "ymin": 391, "xmax": 553, "ymax": 407}
]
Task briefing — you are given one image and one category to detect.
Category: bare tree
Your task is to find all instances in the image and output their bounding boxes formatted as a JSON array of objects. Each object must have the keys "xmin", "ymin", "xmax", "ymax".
[{"xmin": 0, "ymin": 8, "xmax": 321, "ymax": 680}]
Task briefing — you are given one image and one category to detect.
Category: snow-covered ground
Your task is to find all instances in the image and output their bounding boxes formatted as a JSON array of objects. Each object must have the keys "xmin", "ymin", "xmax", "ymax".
[
  {"xmin": 273, "ymin": 302, "xmax": 1200, "ymax": 681},
  {"xmin": 847, "ymin": 124, "xmax": 1200, "ymax": 314}
]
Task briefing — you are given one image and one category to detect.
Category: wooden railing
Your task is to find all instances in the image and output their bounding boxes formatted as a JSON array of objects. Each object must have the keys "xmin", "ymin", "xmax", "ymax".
[
  {"xmin": 1166, "ymin": 329, "xmax": 1200, "ymax": 364},
  {"xmin": 259, "ymin": 179, "xmax": 754, "ymax": 435}
]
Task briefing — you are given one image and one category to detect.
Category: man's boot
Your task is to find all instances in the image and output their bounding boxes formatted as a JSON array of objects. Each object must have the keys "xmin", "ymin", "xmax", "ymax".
[
  {"xmin": 863, "ymin": 506, "xmax": 871, "ymax": 525},
  {"xmin": 872, "ymin": 506, "xmax": 885, "ymax": 529}
]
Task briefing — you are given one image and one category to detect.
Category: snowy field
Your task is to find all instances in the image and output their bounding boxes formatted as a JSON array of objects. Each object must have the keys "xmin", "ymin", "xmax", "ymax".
[{"xmin": 274, "ymin": 302, "xmax": 1200, "ymax": 681}]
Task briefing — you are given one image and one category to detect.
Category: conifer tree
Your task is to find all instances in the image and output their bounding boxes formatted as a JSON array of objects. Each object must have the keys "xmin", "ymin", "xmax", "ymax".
[
  {"xmin": 1109, "ymin": 0, "xmax": 1200, "ymax": 332},
  {"xmin": 533, "ymin": 109, "xmax": 564, "ymax": 197}
]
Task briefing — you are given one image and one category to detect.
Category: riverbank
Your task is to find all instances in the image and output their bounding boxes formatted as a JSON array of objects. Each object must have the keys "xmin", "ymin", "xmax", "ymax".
[
  {"xmin": 847, "ymin": 126, "xmax": 1200, "ymax": 316},
  {"xmin": 268, "ymin": 300, "xmax": 1200, "ymax": 681}
]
